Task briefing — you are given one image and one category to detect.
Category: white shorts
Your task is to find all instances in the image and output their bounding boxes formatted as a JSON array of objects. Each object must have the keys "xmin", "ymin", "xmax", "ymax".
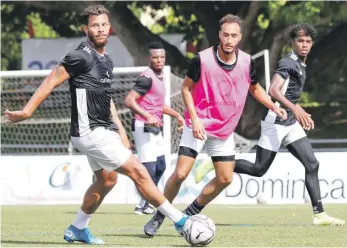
[
  {"xmin": 71, "ymin": 127, "xmax": 132, "ymax": 172},
  {"xmin": 179, "ymin": 125, "xmax": 235, "ymax": 157},
  {"xmin": 258, "ymin": 121, "xmax": 307, "ymax": 152},
  {"xmin": 132, "ymin": 120, "xmax": 165, "ymax": 163}
]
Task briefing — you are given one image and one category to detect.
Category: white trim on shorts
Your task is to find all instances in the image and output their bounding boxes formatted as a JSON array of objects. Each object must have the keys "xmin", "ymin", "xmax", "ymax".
[
  {"xmin": 71, "ymin": 127, "xmax": 132, "ymax": 172},
  {"xmin": 179, "ymin": 125, "xmax": 235, "ymax": 157},
  {"xmin": 132, "ymin": 120, "xmax": 165, "ymax": 163},
  {"xmin": 258, "ymin": 120, "xmax": 307, "ymax": 152}
]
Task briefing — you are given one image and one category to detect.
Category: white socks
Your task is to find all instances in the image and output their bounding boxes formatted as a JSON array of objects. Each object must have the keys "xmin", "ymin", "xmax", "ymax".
[
  {"xmin": 157, "ymin": 200, "xmax": 184, "ymax": 223},
  {"xmin": 72, "ymin": 209, "xmax": 92, "ymax": 229}
]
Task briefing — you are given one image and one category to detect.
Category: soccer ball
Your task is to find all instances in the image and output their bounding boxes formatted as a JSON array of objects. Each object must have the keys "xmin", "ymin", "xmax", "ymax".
[{"xmin": 182, "ymin": 214, "xmax": 216, "ymax": 246}]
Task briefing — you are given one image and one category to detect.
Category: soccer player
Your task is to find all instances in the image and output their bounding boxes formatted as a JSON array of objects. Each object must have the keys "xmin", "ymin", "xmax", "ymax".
[
  {"xmin": 194, "ymin": 24, "xmax": 345, "ymax": 226},
  {"xmin": 4, "ymin": 5, "xmax": 189, "ymax": 245},
  {"xmin": 144, "ymin": 14, "xmax": 287, "ymax": 236},
  {"xmin": 124, "ymin": 41, "xmax": 184, "ymax": 215}
]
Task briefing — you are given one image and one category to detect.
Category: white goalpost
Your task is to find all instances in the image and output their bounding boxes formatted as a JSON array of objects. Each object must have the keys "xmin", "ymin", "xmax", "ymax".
[{"xmin": 0, "ymin": 49, "xmax": 270, "ymax": 157}]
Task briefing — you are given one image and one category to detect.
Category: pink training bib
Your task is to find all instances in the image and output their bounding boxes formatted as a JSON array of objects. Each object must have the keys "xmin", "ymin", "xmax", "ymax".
[
  {"xmin": 185, "ymin": 47, "xmax": 251, "ymax": 139},
  {"xmin": 135, "ymin": 67, "xmax": 166, "ymax": 125}
]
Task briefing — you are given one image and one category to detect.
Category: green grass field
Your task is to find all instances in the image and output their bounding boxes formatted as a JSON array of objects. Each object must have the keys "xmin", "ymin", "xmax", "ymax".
[{"xmin": 2, "ymin": 204, "xmax": 346, "ymax": 247}]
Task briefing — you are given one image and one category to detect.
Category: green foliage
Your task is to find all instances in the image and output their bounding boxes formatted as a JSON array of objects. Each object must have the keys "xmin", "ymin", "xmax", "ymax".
[
  {"xmin": 1, "ymin": 3, "xmax": 60, "ymax": 70},
  {"xmin": 307, "ymin": 57, "xmax": 347, "ymax": 104},
  {"xmin": 128, "ymin": 2, "xmax": 205, "ymax": 55},
  {"xmin": 1, "ymin": 3, "xmax": 28, "ymax": 70},
  {"xmin": 1, "ymin": 1, "xmax": 346, "ymax": 107},
  {"xmin": 27, "ymin": 13, "xmax": 60, "ymax": 38},
  {"xmin": 257, "ymin": 14, "xmax": 270, "ymax": 30}
]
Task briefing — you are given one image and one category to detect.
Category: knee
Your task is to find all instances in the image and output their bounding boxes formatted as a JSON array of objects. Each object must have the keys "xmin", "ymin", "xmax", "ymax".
[
  {"xmin": 104, "ymin": 171, "xmax": 118, "ymax": 188},
  {"xmin": 172, "ymin": 169, "xmax": 189, "ymax": 184},
  {"xmin": 217, "ymin": 174, "xmax": 233, "ymax": 187},
  {"xmin": 252, "ymin": 161, "xmax": 271, "ymax": 177},
  {"xmin": 306, "ymin": 160, "xmax": 319, "ymax": 174},
  {"xmin": 95, "ymin": 170, "xmax": 118, "ymax": 189},
  {"xmin": 253, "ymin": 167, "xmax": 268, "ymax": 177}
]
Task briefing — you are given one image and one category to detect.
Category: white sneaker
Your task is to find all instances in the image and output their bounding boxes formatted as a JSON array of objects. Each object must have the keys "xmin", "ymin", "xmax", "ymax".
[{"xmin": 313, "ymin": 212, "xmax": 345, "ymax": 226}]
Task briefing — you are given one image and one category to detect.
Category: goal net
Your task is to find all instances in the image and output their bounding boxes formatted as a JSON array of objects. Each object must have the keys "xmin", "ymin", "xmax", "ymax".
[{"xmin": 1, "ymin": 50, "xmax": 270, "ymax": 155}]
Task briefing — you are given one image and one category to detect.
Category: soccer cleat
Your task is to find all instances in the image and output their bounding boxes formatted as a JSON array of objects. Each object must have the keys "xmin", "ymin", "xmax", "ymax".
[
  {"xmin": 144, "ymin": 212, "xmax": 165, "ymax": 237},
  {"xmin": 134, "ymin": 203, "xmax": 155, "ymax": 215},
  {"xmin": 195, "ymin": 158, "xmax": 214, "ymax": 183},
  {"xmin": 64, "ymin": 225, "xmax": 105, "ymax": 245},
  {"xmin": 174, "ymin": 215, "xmax": 189, "ymax": 235},
  {"xmin": 313, "ymin": 212, "xmax": 345, "ymax": 226}
]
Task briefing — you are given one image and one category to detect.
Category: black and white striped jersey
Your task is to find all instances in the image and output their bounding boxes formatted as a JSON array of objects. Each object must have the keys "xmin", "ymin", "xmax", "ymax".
[
  {"xmin": 263, "ymin": 51, "xmax": 307, "ymax": 126},
  {"xmin": 61, "ymin": 41, "xmax": 118, "ymax": 137}
]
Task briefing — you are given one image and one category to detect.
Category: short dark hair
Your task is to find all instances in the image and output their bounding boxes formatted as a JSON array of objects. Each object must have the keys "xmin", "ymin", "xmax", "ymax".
[
  {"xmin": 290, "ymin": 24, "xmax": 317, "ymax": 40},
  {"xmin": 82, "ymin": 5, "xmax": 110, "ymax": 25},
  {"xmin": 149, "ymin": 41, "xmax": 165, "ymax": 50},
  {"xmin": 219, "ymin": 14, "xmax": 243, "ymax": 31}
]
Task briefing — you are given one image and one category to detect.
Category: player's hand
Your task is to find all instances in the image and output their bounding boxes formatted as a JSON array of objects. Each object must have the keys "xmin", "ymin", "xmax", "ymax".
[
  {"xmin": 4, "ymin": 109, "xmax": 30, "ymax": 123},
  {"xmin": 192, "ymin": 118, "xmax": 206, "ymax": 141},
  {"xmin": 146, "ymin": 114, "xmax": 159, "ymax": 127},
  {"xmin": 294, "ymin": 105, "xmax": 314, "ymax": 130},
  {"xmin": 272, "ymin": 105, "xmax": 287, "ymax": 120},
  {"xmin": 176, "ymin": 115, "xmax": 185, "ymax": 132}
]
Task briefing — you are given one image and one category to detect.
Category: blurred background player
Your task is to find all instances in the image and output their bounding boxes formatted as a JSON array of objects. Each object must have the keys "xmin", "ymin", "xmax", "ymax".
[
  {"xmin": 124, "ymin": 41, "xmax": 184, "ymax": 215},
  {"xmin": 4, "ymin": 5, "xmax": 190, "ymax": 245},
  {"xmin": 194, "ymin": 23, "xmax": 345, "ymax": 226},
  {"xmin": 144, "ymin": 14, "xmax": 287, "ymax": 237}
]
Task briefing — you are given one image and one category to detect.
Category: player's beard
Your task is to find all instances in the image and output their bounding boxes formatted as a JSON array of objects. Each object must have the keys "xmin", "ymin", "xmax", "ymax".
[
  {"xmin": 88, "ymin": 33, "xmax": 108, "ymax": 48},
  {"xmin": 220, "ymin": 43, "xmax": 234, "ymax": 55},
  {"xmin": 150, "ymin": 63, "xmax": 163, "ymax": 74}
]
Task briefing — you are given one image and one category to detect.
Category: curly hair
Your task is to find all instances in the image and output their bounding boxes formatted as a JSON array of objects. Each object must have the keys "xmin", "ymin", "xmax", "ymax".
[
  {"xmin": 82, "ymin": 5, "xmax": 110, "ymax": 25},
  {"xmin": 290, "ymin": 24, "xmax": 317, "ymax": 40}
]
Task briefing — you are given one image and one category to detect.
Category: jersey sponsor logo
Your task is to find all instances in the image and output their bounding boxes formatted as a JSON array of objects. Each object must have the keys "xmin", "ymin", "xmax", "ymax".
[
  {"xmin": 100, "ymin": 78, "xmax": 111, "ymax": 83},
  {"xmin": 218, "ymin": 81, "xmax": 234, "ymax": 97},
  {"xmin": 100, "ymin": 70, "xmax": 111, "ymax": 83}
]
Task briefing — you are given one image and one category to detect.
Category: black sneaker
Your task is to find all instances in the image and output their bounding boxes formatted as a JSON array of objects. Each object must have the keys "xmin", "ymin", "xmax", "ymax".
[{"xmin": 144, "ymin": 212, "xmax": 165, "ymax": 237}]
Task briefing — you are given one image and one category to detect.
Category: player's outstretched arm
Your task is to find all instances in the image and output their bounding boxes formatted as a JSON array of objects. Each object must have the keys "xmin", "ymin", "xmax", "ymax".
[
  {"xmin": 110, "ymin": 99, "xmax": 131, "ymax": 149},
  {"xmin": 269, "ymin": 73, "xmax": 314, "ymax": 130},
  {"xmin": 4, "ymin": 65, "xmax": 70, "ymax": 123},
  {"xmin": 182, "ymin": 76, "xmax": 205, "ymax": 140},
  {"xmin": 163, "ymin": 105, "xmax": 184, "ymax": 131},
  {"xmin": 249, "ymin": 82, "xmax": 287, "ymax": 120},
  {"xmin": 124, "ymin": 89, "xmax": 159, "ymax": 127}
]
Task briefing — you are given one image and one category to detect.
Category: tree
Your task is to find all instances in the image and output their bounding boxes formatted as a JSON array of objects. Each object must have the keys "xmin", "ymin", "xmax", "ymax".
[{"xmin": 2, "ymin": 1, "xmax": 347, "ymax": 138}]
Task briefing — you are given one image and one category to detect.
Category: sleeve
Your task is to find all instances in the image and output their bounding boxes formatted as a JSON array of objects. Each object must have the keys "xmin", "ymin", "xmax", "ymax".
[
  {"xmin": 60, "ymin": 49, "xmax": 93, "ymax": 77},
  {"xmin": 250, "ymin": 59, "xmax": 258, "ymax": 85},
  {"xmin": 186, "ymin": 54, "xmax": 201, "ymax": 83},
  {"xmin": 275, "ymin": 58, "xmax": 294, "ymax": 80},
  {"xmin": 132, "ymin": 76, "xmax": 152, "ymax": 96}
]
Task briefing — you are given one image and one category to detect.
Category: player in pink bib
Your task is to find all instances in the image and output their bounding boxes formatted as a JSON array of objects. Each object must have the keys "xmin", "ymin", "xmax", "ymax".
[
  {"xmin": 144, "ymin": 14, "xmax": 287, "ymax": 236},
  {"xmin": 125, "ymin": 42, "xmax": 184, "ymax": 215}
]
